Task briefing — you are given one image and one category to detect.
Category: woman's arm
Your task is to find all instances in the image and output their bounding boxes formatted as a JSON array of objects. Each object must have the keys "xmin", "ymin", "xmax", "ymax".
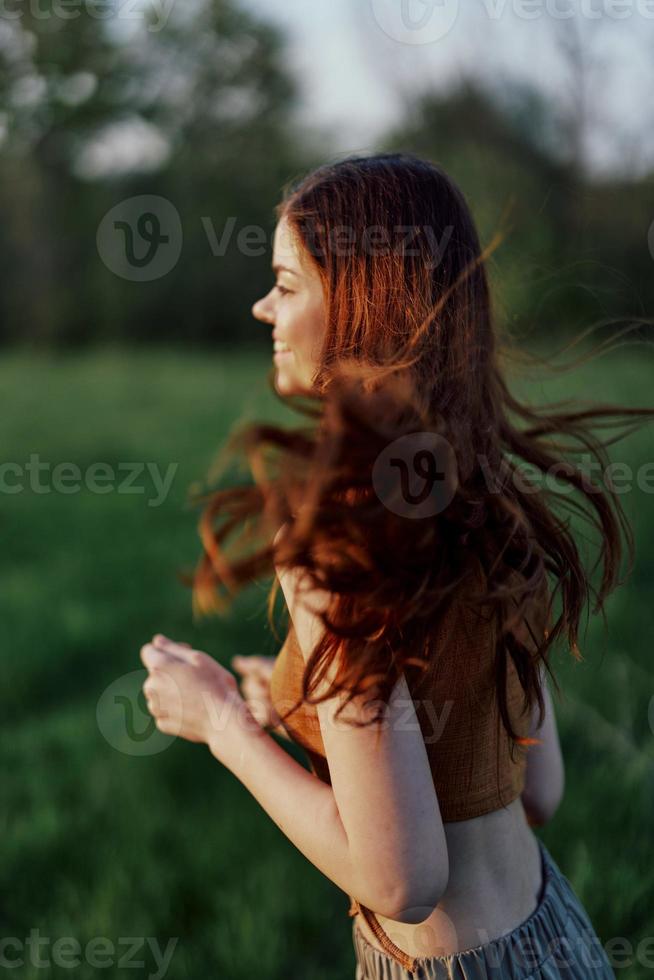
[
  {"xmin": 143, "ymin": 582, "xmax": 447, "ymax": 921},
  {"xmin": 144, "ymin": 636, "xmax": 406, "ymax": 916},
  {"xmin": 211, "ymin": 681, "xmax": 446, "ymax": 925},
  {"xmin": 521, "ymin": 664, "xmax": 565, "ymax": 827},
  {"xmin": 269, "ymin": 561, "xmax": 449, "ymax": 924},
  {"xmin": 213, "ymin": 717, "xmax": 398, "ymax": 912}
]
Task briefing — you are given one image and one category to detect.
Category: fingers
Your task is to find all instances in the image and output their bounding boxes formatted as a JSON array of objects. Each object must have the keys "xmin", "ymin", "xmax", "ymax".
[
  {"xmin": 140, "ymin": 641, "xmax": 190, "ymax": 671},
  {"xmin": 230, "ymin": 655, "xmax": 276, "ymax": 717},
  {"xmin": 241, "ymin": 675, "xmax": 270, "ymax": 702},
  {"xmin": 151, "ymin": 634, "xmax": 201, "ymax": 666},
  {"xmin": 231, "ymin": 654, "xmax": 275, "ymax": 678},
  {"xmin": 142, "ymin": 677, "xmax": 167, "ymax": 718},
  {"xmin": 140, "ymin": 644, "xmax": 174, "ymax": 670},
  {"xmin": 246, "ymin": 700, "xmax": 270, "ymax": 727}
]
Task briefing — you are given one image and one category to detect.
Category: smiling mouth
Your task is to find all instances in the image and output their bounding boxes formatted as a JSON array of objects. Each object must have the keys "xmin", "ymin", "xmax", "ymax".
[{"xmin": 273, "ymin": 341, "xmax": 291, "ymax": 353}]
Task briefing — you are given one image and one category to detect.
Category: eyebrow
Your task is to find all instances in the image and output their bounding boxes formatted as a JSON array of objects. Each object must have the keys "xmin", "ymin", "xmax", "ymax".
[{"xmin": 272, "ymin": 263, "xmax": 300, "ymax": 277}]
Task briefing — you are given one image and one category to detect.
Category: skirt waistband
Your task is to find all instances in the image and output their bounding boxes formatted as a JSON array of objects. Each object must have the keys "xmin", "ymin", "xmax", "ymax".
[{"xmin": 351, "ymin": 838, "xmax": 616, "ymax": 978}]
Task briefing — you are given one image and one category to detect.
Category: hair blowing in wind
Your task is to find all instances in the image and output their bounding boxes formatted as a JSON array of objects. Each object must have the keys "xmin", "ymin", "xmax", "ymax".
[{"xmin": 182, "ymin": 152, "xmax": 654, "ymax": 751}]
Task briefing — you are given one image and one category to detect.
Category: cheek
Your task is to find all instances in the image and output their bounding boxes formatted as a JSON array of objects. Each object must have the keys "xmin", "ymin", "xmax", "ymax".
[
  {"xmin": 290, "ymin": 333, "xmax": 322, "ymax": 380},
  {"xmin": 288, "ymin": 304, "xmax": 326, "ymax": 359},
  {"xmin": 283, "ymin": 305, "xmax": 307, "ymax": 345}
]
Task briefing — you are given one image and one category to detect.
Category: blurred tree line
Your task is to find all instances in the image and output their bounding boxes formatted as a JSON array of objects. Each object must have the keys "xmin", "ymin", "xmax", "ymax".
[
  {"xmin": 0, "ymin": 0, "xmax": 652, "ymax": 349},
  {"xmin": 382, "ymin": 80, "xmax": 654, "ymax": 345}
]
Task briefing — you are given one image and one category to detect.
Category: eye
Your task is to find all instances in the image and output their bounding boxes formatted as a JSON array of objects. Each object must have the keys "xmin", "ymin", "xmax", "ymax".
[{"xmin": 274, "ymin": 284, "xmax": 292, "ymax": 296}]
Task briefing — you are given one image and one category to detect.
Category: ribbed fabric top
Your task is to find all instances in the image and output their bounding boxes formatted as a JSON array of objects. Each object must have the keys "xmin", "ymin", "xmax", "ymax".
[{"xmin": 269, "ymin": 574, "xmax": 535, "ymax": 823}]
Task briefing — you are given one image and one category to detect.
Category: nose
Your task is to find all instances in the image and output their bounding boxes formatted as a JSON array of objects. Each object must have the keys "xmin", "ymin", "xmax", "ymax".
[{"xmin": 252, "ymin": 291, "xmax": 275, "ymax": 325}]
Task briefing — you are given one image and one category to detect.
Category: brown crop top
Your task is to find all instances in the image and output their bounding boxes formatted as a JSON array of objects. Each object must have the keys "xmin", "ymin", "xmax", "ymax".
[{"xmin": 268, "ymin": 570, "xmax": 544, "ymax": 972}]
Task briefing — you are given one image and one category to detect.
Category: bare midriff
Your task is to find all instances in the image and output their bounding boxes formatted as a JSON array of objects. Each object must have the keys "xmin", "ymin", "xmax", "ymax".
[{"xmin": 353, "ymin": 797, "xmax": 543, "ymax": 961}]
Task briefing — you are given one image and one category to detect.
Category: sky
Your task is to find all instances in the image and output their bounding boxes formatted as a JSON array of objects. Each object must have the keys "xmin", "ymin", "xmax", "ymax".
[{"xmin": 240, "ymin": 0, "xmax": 654, "ymax": 177}]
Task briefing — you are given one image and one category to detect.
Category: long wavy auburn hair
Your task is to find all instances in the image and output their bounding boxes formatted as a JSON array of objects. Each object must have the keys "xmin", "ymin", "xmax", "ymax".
[{"xmin": 184, "ymin": 152, "xmax": 654, "ymax": 752}]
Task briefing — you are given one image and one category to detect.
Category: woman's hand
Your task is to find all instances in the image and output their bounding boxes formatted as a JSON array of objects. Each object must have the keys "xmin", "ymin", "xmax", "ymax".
[
  {"xmin": 231, "ymin": 654, "xmax": 284, "ymax": 732},
  {"xmin": 140, "ymin": 634, "xmax": 262, "ymax": 764}
]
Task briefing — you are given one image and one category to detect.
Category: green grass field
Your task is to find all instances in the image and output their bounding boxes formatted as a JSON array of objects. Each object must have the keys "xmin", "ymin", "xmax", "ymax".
[{"xmin": 1, "ymin": 343, "xmax": 653, "ymax": 979}]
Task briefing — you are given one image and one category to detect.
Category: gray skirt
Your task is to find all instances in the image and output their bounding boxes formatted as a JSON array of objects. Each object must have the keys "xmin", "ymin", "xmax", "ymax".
[{"xmin": 352, "ymin": 838, "xmax": 616, "ymax": 979}]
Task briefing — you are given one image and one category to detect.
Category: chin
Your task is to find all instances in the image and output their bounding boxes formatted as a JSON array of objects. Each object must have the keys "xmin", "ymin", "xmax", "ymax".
[{"xmin": 274, "ymin": 367, "xmax": 307, "ymax": 398}]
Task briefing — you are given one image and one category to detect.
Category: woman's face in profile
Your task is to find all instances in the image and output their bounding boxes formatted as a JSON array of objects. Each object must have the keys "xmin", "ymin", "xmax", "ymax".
[{"xmin": 252, "ymin": 214, "xmax": 328, "ymax": 397}]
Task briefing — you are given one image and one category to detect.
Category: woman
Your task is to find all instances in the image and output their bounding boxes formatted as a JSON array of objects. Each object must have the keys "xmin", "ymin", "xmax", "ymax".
[{"xmin": 140, "ymin": 153, "xmax": 652, "ymax": 978}]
